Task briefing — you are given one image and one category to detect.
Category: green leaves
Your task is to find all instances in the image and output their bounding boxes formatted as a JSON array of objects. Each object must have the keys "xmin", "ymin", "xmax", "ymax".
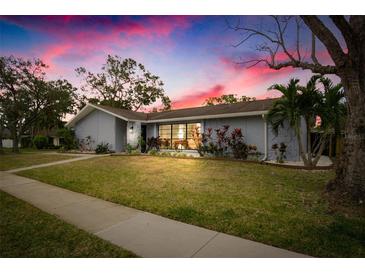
[
  {"xmin": 76, "ymin": 55, "xmax": 171, "ymax": 111},
  {"xmin": 0, "ymin": 55, "xmax": 77, "ymax": 148}
]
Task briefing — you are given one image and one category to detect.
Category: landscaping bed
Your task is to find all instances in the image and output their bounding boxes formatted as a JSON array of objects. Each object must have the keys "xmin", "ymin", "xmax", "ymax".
[
  {"xmin": 17, "ymin": 155, "xmax": 365, "ymax": 257},
  {"xmin": 0, "ymin": 191, "xmax": 136, "ymax": 257}
]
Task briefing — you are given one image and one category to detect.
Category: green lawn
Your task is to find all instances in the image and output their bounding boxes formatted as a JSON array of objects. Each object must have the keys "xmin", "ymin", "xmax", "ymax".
[
  {"xmin": 0, "ymin": 191, "xmax": 136, "ymax": 257},
  {"xmin": 17, "ymin": 155, "xmax": 365, "ymax": 257},
  {"xmin": 0, "ymin": 150, "xmax": 75, "ymax": 171}
]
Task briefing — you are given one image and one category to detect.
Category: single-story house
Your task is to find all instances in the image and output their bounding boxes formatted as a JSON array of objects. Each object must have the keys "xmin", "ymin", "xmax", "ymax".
[{"xmin": 66, "ymin": 98, "xmax": 307, "ymax": 161}]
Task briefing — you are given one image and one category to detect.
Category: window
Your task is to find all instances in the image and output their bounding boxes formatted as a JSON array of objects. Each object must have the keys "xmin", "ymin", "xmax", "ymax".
[
  {"xmin": 159, "ymin": 124, "xmax": 171, "ymax": 149},
  {"xmin": 187, "ymin": 123, "xmax": 201, "ymax": 149},
  {"xmin": 158, "ymin": 123, "xmax": 201, "ymax": 150}
]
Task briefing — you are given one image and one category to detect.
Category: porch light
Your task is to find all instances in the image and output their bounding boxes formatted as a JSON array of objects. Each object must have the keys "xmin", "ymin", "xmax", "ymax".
[{"xmin": 129, "ymin": 125, "xmax": 134, "ymax": 132}]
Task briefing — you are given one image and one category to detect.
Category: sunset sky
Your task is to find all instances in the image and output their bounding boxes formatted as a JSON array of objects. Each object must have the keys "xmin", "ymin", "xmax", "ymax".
[{"xmin": 0, "ymin": 16, "xmax": 341, "ymax": 110}]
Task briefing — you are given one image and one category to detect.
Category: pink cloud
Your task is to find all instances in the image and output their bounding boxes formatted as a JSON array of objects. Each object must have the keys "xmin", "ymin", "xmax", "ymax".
[
  {"xmin": 172, "ymin": 84, "xmax": 225, "ymax": 109},
  {"xmin": 1, "ymin": 16, "xmax": 194, "ymax": 77}
]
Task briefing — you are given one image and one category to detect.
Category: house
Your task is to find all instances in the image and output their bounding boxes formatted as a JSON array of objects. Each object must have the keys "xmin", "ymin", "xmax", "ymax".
[{"xmin": 66, "ymin": 98, "xmax": 307, "ymax": 161}]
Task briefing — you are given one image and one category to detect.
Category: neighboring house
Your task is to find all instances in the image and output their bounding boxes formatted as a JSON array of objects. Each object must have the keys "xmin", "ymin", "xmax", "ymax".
[
  {"xmin": 1, "ymin": 129, "xmax": 17, "ymax": 148},
  {"xmin": 66, "ymin": 98, "xmax": 307, "ymax": 161}
]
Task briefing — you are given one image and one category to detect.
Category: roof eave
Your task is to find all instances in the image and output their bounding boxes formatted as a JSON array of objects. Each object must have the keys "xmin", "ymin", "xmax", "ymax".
[{"xmin": 145, "ymin": 110, "xmax": 268, "ymax": 123}]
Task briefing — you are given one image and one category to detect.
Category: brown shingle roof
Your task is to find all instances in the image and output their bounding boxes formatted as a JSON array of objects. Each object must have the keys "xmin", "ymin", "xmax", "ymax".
[
  {"xmin": 95, "ymin": 104, "xmax": 148, "ymax": 120},
  {"xmin": 146, "ymin": 98, "xmax": 278, "ymax": 121},
  {"xmin": 85, "ymin": 98, "xmax": 279, "ymax": 122}
]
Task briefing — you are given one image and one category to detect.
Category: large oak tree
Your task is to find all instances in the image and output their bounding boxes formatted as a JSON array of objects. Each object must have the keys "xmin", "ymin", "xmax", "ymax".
[
  {"xmin": 76, "ymin": 55, "xmax": 171, "ymax": 111},
  {"xmin": 0, "ymin": 56, "xmax": 77, "ymax": 152},
  {"xmin": 228, "ymin": 16, "xmax": 365, "ymax": 202}
]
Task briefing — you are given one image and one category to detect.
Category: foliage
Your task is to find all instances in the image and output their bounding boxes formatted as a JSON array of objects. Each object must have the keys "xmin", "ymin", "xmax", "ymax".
[
  {"xmin": 228, "ymin": 128, "xmax": 248, "ymax": 159},
  {"xmin": 267, "ymin": 76, "xmax": 346, "ymax": 167},
  {"xmin": 137, "ymin": 136, "xmax": 145, "ymax": 150},
  {"xmin": 272, "ymin": 143, "xmax": 287, "ymax": 163},
  {"xmin": 204, "ymin": 94, "xmax": 256, "ymax": 106},
  {"xmin": 57, "ymin": 128, "xmax": 77, "ymax": 150},
  {"xmin": 146, "ymin": 136, "xmax": 161, "ymax": 152},
  {"xmin": 190, "ymin": 125, "xmax": 203, "ymax": 154},
  {"xmin": 76, "ymin": 55, "xmax": 171, "ymax": 111},
  {"xmin": 95, "ymin": 142, "xmax": 111, "ymax": 154},
  {"xmin": 214, "ymin": 125, "xmax": 230, "ymax": 156},
  {"xmin": 147, "ymin": 148, "xmax": 159, "ymax": 156},
  {"xmin": 32, "ymin": 135, "xmax": 48, "ymax": 150},
  {"xmin": 126, "ymin": 143, "xmax": 133, "ymax": 154},
  {"xmin": 0, "ymin": 56, "xmax": 77, "ymax": 152}
]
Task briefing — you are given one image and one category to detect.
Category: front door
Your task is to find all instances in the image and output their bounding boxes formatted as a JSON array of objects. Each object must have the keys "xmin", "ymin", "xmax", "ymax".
[{"xmin": 141, "ymin": 125, "xmax": 147, "ymax": 153}]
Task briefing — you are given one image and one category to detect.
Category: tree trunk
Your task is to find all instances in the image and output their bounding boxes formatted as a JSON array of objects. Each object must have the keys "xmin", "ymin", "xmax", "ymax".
[
  {"xmin": 328, "ymin": 71, "xmax": 365, "ymax": 201},
  {"xmin": 11, "ymin": 128, "xmax": 20, "ymax": 153}
]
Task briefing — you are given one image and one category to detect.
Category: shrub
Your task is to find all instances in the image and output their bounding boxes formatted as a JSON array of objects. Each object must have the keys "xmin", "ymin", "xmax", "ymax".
[
  {"xmin": 95, "ymin": 142, "xmax": 111, "ymax": 154},
  {"xmin": 146, "ymin": 136, "xmax": 161, "ymax": 152},
  {"xmin": 272, "ymin": 142, "xmax": 287, "ymax": 163},
  {"xmin": 130, "ymin": 149, "xmax": 141, "ymax": 155},
  {"xmin": 215, "ymin": 125, "xmax": 230, "ymax": 156},
  {"xmin": 148, "ymin": 148, "xmax": 158, "ymax": 156},
  {"xmin": 228, "ymin": 128, "xmax": 248, "ymax": 159},
  {"xmin": 78, "ymin": 136, "xmax": 94, "ymax": 151},
  {"xmin": 33, "ymin": 135, "xmax": 48, "ymax": 150},
  {"xmin": 126, "ymin": 143, "xmax": 133, "ymax": 154},
  {"xmin": 57, "ymin": 128, "xmax": 77, "ymax": 150}
]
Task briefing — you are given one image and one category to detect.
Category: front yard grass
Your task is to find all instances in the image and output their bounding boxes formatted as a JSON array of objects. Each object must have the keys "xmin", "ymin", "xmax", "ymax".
[
  {"xmin": 0, "ymin": 191, "xmax": 136, "ymax": 257},
  {"xmin": 18, "ymin": 155, "xmax": 365, "ymax": 257},
  {"xmin": 0, "ymin": 150, "xmax": 76, "ymax": 171}
]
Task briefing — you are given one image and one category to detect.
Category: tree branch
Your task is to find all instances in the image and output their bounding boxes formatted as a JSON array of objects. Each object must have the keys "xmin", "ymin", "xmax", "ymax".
[
  {"xmin": 268, "ymin": 60, "xmax": 337, "ymax": 74},
  {"xmin": 311, "ymin": 32, "xmax": 320, "ymax": 65},
  {"xmin": 329, "ymin": 16, "xmax": 353, "ymax": 50},
  {"xmin": 301, "ymin": 16, "xmax": 347, "ymax": 68}
]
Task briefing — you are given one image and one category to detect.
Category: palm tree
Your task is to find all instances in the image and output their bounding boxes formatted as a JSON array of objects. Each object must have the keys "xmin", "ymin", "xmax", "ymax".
[
  {"xmin": 318, "ymin": 77, "xmax": 346, "ymax": 159},
  {"xmin": 267, "ymin": 78, "xmax": 310, "ymax": 165},
  {"xmin": 297, "ymin": 75, "xmax": 323, "ymax": 165},
  {"xmin": 267, "ymin": 77, "xmax": 346, "ymax": 167}
]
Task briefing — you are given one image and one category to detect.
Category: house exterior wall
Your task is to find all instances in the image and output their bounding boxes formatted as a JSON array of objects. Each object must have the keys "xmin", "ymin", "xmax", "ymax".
[
  {"xmin": 74, "ymin": 109, "xmax": 117, "ymax": 151},
  {"xmin": 267, "ymin": 117, "xmax": 307, "ymax": 161},
  {"xmin": 127, "ymin": 121, "xmax": 141, "ymax": 148},
  {"xmin": 203, "ymin": 116, "xmax": 266, "ymax": 155},
  {"xmin": 115, "ymin": 118, "xmax": 127, "ymax": 152}
]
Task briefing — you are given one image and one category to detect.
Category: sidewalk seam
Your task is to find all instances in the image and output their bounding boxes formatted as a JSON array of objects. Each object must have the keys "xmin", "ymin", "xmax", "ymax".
[{"xmin": 190, "ymin": 232, "xmax": 220, "ymax": 258}]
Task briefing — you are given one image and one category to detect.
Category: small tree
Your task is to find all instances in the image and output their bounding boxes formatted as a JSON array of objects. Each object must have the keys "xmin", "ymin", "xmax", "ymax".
[{"xmin": 76, "ymin": 55, "xmax": 171, "ymax": 111}]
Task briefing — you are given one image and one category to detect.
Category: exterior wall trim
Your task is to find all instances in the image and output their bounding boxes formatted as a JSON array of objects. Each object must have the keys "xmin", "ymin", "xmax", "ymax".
[{"xmin": 144, "ymin": 110, "xmax": 268, "ymax": 123}]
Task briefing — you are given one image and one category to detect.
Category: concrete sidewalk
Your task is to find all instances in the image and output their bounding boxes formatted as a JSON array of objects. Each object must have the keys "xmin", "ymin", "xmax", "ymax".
[
  {"xmin": 5, "ymin": 154, "xmax": 105, "ymax": 173},
  {"xmin": 0, "ymin": 171, "xmax": 309, "ymax": 258}
]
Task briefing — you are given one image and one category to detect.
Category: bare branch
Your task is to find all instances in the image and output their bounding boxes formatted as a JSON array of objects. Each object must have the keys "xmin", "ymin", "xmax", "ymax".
[
  {"xmin": 295, "ymin": 17, "xmax": 302, "ymax": 61},
  {"xmin": 301, "ymin": 16, "xmax": 347, "ymax": 68},
  {"xmin": 236, "ymin": 59, "xmax": 269, "ymax": 68},
  {"xmin": 311, "ymin": 32, "xmax": 320, "ymax": 65},
  {"xmin": 268, "ymin": 61, "xmax": 337, "ymax": 75}
]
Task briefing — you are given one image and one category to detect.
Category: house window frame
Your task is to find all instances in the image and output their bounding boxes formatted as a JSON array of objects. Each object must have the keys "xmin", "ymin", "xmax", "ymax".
[{"xmin": 158, "ymin": 122, "xmax": 201, "ymax": 150}]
